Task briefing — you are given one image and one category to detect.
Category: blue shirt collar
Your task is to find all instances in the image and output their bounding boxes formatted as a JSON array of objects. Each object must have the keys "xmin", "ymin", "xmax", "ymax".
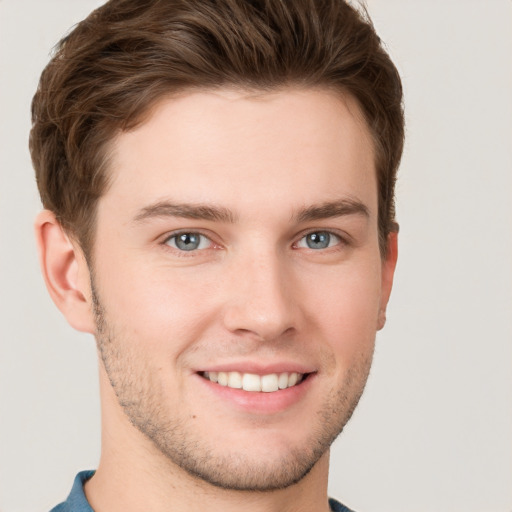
[
  {"xmin": 51, "ymin": 470, "xmax": 354, "ymax": 512},
  {"xmin": 50, "ymin": 470, "xmax": 95, "ymax": 512}
]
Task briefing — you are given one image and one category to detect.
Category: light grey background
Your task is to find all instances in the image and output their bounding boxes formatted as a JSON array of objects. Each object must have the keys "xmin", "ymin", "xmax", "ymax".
[{"xmin": 1, "ymin": 1, "xmax": 511, "ymax": 511}]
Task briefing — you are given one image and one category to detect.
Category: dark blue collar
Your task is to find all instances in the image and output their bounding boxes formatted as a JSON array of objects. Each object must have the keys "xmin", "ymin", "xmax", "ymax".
[
  {"xmin": 50, "ymin": 470, "xmax": 354, "ymax": 512},
  {"xmin": 49, "ymin": 470, "xmax": 95, "ymax": 512}
]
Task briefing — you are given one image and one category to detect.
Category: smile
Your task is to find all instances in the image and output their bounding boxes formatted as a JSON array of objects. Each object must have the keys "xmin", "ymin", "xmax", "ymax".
[{"xmin": 200, "ymin": 371, "xmax": 305, "ymax": 392}]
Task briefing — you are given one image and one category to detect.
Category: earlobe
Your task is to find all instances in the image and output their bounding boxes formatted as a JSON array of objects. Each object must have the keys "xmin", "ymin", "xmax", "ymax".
[
  {"xmin": 377, "ymin": 231, "xmax": 398, "ymax": 331},
  {"xmin": 34, "ymin": 210, "xmax": 96, "ymax": 334}
]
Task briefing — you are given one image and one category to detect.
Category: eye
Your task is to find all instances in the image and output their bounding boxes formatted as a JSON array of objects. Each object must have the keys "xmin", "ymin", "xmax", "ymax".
[
  {"xmin": 165, "ymin": 232, "xmax": 212, "ymax": 251},
  {"xmin": 296, "ymin": 231, "xmax": 341, "ymax": 250}
]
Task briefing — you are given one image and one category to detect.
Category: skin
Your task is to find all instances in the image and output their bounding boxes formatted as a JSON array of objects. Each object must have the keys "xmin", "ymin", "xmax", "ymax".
[{"xmin": 36, "ymin": 88, "xmax": 397, "ymax": 512}]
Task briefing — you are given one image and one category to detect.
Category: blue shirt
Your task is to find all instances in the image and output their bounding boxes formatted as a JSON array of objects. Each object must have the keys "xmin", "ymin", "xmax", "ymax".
[{"xmin": 50, "ymin": 470, "xmax": 355, "ymax": 512}]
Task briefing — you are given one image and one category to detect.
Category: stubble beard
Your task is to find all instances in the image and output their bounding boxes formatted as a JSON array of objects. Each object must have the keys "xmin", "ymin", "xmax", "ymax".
[{"xmin": 92, "ymin": 283, "xmax": 374, "ymax": 492}]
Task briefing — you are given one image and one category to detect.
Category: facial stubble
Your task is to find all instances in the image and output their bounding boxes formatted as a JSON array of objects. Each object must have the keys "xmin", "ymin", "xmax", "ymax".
[{"xmin": 91, "ymin": 280, "xmax": 374, "ymax": 492}]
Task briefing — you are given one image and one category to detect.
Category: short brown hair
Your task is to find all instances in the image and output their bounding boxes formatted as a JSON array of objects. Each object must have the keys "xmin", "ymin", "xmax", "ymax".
[{"xmin": 30, "ymin": 0, "xmax": 404, "ymax": 256}]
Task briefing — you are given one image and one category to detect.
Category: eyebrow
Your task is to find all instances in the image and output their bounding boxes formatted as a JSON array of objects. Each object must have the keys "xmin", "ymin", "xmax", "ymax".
[
  {"xmin": 133, "ymin": 201, "xmax": 237, "ymax": 223},
  {"xmin": 133, "ymin": 197, "xmax": 369, "ymax": 224},
  {"xmin": 294, "ymin": 198, "xmax": 370, "ymax": 223}
]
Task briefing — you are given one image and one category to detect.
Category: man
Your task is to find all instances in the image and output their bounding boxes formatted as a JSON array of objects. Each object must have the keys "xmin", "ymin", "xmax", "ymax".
[{"xmin": 30, "ymin": 0, "xmax": 403, "ymax": 510}]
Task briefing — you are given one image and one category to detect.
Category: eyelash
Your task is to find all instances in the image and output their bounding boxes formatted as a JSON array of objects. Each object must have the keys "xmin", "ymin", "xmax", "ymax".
[
  {"xmin": 163, "ymin": 231, "xmax": 216, "ymax": 253},
  {"xmin": 161, "ymin": 229, "xmax": 349, "ymax": 254},
  {"xmin": 293, "ymin": 231, "xmax": 345, "ymax": 250}
]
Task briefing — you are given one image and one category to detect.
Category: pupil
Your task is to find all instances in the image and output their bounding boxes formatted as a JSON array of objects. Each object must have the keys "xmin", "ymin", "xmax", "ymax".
[
  {"xmin": 177, "ymin": 233, "xmax": 199, "ymax": 250},
  {"xmin": 307, "ymin": 232, "xmax": 329, "ymax": 249}
]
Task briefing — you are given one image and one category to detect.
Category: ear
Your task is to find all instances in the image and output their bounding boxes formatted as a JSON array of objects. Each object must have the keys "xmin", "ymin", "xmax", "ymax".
[
  {"xmin": 377, "ymin": 231, "xmax": 398, "ymax": 330},
  {"xmin": 34, "ymin": 210, "xmax": 96, "ymax": 333}
]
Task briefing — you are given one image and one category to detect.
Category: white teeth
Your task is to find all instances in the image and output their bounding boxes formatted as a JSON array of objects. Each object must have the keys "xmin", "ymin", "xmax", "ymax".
[
  {"xmin": 261, "ymin": 374, "xmax": 279, "ymax": 392},
  {"xmin": 242, "ymin": 373, "xmax": 262, "ymax": 392},
  {"xmin": 203, "ymin": 371, "xmax": 305, "ymax": 392},
  {"xmin": 228, "ymin": 371, "xmax": 243, "ymax": 389},
  {"xmin": 217, "ymin": 371, "xmax": 228, "ymax": 386},
  {"xmin": 278, "ymin": 373, "xmax": 289, "ymax": 389}
]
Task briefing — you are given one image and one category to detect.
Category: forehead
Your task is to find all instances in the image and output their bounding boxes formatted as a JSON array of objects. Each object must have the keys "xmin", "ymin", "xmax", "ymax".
[{"xmin": 103, "ymin": 87, "xmax": 377, "ymax": 220}]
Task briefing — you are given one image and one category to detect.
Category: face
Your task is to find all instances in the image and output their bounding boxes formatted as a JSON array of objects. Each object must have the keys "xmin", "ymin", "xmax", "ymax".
[{"xmin": 89, "ymin": 88, "xmax": 396, "ymax": 491}]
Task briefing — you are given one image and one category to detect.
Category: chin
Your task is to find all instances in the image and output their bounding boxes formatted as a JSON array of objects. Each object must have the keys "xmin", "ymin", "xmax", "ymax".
[{"xmin": 157, "ymin": 436, "xmax": 331, "ymax": 491}]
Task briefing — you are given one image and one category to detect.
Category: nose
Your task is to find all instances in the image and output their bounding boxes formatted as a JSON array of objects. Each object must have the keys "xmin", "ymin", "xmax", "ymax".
[{"xmin": 221, "ymin": 249, "xmax": 299, "ymax": 342}]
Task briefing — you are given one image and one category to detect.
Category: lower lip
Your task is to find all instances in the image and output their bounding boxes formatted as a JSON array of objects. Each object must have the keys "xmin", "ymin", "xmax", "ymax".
[{"xmin": 195, "ymin": 373, "xmax": 315, "ymax": 414}]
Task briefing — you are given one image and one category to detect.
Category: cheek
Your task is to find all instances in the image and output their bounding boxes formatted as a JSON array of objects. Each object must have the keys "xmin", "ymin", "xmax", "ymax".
[
  {"xmin": 302, "ymin": 260, "xmax": 382, "ymax": 351},
  {"xmin": 95, "ymin": 259, "xmax": 221, "ymax": 351}
]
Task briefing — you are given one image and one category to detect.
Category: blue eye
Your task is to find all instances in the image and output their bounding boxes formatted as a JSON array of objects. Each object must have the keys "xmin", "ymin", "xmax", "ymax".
[
  {"xmin": 165, "ymin": 232, "xmax": 211, "ymax": 251},
  {"xmin": 297, "ymin": 231, "xmax": 341, "ymax": 250}
]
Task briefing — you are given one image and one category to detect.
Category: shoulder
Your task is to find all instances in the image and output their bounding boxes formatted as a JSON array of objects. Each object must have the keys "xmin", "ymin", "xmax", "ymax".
[
  {"xmin": 329, "ymin": 497, "xmax": 357, "ymax": 512},
  {"xmin": 49, "ymin": 470, "xmax": 95, "ymax": 512},
  {"xmin": 49, "ymin": 504, "xmax": 71, "ymax": 512}
]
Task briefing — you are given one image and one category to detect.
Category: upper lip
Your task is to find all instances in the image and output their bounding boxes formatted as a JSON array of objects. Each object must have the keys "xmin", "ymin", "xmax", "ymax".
[{"xmin": 195, "ymin": 361, "xmax": 316, "ymax": 375}]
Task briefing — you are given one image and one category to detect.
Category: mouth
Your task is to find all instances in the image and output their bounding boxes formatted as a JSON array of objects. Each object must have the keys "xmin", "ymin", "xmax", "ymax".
[{"xmin": 199, "ymin": 371, "xmax": 310, "ymax": 393}]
